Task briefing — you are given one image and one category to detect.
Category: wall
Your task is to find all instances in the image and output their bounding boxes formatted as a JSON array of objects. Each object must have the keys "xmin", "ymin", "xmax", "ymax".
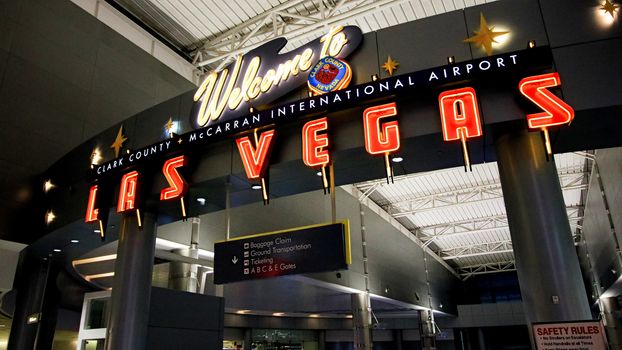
[{"xmin": 0, "ymin": 0, "xmax": 195, "ymax": 242}]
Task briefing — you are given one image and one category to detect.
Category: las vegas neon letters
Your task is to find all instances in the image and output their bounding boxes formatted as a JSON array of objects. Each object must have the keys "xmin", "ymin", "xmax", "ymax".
[
  {"xmin": 86, "ymin": 72, "xmax": 573, "ymax": 220},
  {"xmin": 518, "ymin": 72, "xmax": 574, "ymax": 129}
]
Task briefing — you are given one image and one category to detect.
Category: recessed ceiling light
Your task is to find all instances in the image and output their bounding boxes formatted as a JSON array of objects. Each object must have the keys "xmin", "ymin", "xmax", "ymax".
[
  {"xmin": 391, "ymin": 156, "xmax": 403, "ymax": 163},
  {"xmin": 196, "ymin": 197, "xmax": 206, "ymax": 205},
  {"xmin": 53, "ymin": 248, "xmax": 61, "ymax": 253},
  {"xmin": 71, "ymin": 239, "xmax": 79, "ymax": 243},
  {"xmin": 251, "ymin": 185, "xmax": 262, "ymax": 190},
  {"xmin": 316, "ymin": 171, "xmax": 322, "ymax": 176},
  {"xmin": 43, "ymin": 180, "xmax": 55, "ymax": 193},
  {"xmin": 45, "ymin": 210, "xmax": 56, "ymax": 225},
  {"xmin": 94, "ymin": 229, "xmax": 101, "ymax": 233}
]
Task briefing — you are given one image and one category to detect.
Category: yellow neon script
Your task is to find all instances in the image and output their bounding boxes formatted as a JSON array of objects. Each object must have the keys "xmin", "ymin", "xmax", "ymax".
[{"xmin": 194, "ymin": 26, "xmax": 349, "ymax": 127}]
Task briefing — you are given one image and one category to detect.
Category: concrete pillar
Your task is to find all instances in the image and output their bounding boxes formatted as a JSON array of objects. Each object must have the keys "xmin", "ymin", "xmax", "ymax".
[
  {"xmin": 104, "ymin": 212, "xmax": 157, "ymax": 350},
  {"xmin": 243, "ymin": 328, "xmax": 252, "ymax": 350},
  {"xmin": 168, "ymin": 218, "xmax": 200, "ymax": 292},
  {"xmin": 419, "ymin": 309, "xmax": 436, "ymax": 350},
  {"xmin": 477, "ymin": 328, "xmax": 486, "ymax": 350},
  {"xmin": 351, "ymin": 293, "xmax": 372, "ymax": 350},
  {"xmin": 495, "ymin": 126, "xmax": 591, "ymax": 324},
  {"xmin": 318, "ymin": 330, "xmax": 326, "ymax": 350},
  {"xmin": 393, "ymin": 329, "xmax": 403, "ymax": 350},
  {"xmin": 601, "ymin": 296, "xmax": 622, "ymax": 349},
  {"xmin": 8, "ymin": 253, "xmax": 59, "ymax": 350}
]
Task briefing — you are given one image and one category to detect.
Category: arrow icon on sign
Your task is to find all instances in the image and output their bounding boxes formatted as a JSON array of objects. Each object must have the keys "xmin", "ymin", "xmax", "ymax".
[{"xmin": 232, "ymin": 256, "xmax": 238, "ymax": 264}]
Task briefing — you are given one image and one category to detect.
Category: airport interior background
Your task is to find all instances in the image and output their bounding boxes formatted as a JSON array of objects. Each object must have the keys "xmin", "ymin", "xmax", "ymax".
[{"xmin": 0, "ymin": 0, "xmax": 622, "ymax": 349}]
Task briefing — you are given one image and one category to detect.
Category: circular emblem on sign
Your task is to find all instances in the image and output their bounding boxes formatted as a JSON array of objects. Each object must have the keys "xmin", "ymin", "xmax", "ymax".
[{"xmin": 307, "ymin": 56, "xmax": 352, "ymax": 95}]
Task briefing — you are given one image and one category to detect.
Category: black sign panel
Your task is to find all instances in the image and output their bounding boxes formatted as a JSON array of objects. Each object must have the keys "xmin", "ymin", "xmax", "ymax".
[
  {"xmin": 214, "ymin": 221, "xmax": 350, "ymax": 284},
  {"xmin": 92, "ymin": 47, "xmax": 553, "ymax": 179}
]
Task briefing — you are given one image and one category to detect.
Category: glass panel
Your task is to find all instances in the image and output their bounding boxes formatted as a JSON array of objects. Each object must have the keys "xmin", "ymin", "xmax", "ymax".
[
  {"xmin": 86, "ymin": 298, "xmax": 109, "ymax": 329},
  {"xmin": 83, "ymin": 339, "xmax": 105, "ymax": 350}
]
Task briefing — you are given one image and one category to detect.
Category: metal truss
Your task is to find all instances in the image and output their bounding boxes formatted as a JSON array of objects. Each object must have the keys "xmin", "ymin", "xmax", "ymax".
[
  {"xmin": 192, "ymin": 0, "xmax": 408, "ymax": 70},
  {"xmin": 419, "ymin": 206, "xmax": 583, "ymax": 244},
  {"xmin": 385, "ymin": 169, "xmax": 588, "ymax": 218},
  {"xmin": 438, "ymin": 240, "xmax": 513, "ymax": 260},
  {"xmin": 457, "ymin": 260, "xmax": 516, "ymax": 280}
]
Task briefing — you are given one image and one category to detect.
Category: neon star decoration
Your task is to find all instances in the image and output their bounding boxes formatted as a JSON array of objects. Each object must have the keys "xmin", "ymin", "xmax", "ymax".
[
  {"xmin": 165, "ymin": 118, "xmax": 175, "ymax": 137},
  {"xmin": 382, "ymin": 56, "xmax": 399, "ymax": 76},
  {"xmin": 464, "ymin": 13, "xmax": 509, "ymax": 56},
  {"xmin": 110, "ymin": 125, "xmax": 127, "ymax": 158},
  {"xmin": 601, "ymin": 0, "xmax": 619, "ymax": 17}
]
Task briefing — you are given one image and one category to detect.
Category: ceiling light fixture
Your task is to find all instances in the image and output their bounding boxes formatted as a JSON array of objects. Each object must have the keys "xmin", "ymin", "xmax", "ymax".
[
  {"xmin": 53, "ymin": 248, "xmax": 61, "ymax": 253},
  {"xmin": 391, "ymin": 156, "xmax": 403, "ymax": 163},
  {"xmin": 251, "ymin": 184, "xmax": 262, "ymax": 190},
  {"xmin": 45, "ymin": 210, "xmax": 56, "ymax": 225},
  {"xmin": 43, "ymin": 180, "xmax": 55, "ymax": 193},
  {"xmin": 196, "ymin": 197, "xmax": 206, "ymax": 205},
  {"xmin": 71, "ymin": 239, "xmax": 79, "ymax": 243}
]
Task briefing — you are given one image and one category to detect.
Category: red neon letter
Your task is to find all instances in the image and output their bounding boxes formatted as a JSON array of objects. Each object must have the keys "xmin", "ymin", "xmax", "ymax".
[
  {"xmin": 519, "ymin": 72, "xmax": 574, "ymax": 129},
  {"xmin": 236, "ymin": 130, "xmax": 276, "ymax": 179},
  {"xmin": 161, "ymin": 155, "xmax": 188, "ymax": 201},
  {"xmin": 439, "ymin": 87, "xmax": 482, "ymax": 141},
  {"xmin": 363, "ymin": 102, "xmax": 400, "ymax": 155},
  {"xmin": 117, "ymin": 171, "xmax": 139, "ymax": 213},
  {"xmin": 85, "ymin": 185, "xmax": 99, "ymax": 223},
  {"xmin": 302, "ymin": 117, "xmax": 330, "ymax": 168}
]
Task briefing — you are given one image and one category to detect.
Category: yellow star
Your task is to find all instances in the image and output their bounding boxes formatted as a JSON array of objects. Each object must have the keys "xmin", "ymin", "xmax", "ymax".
[
  {"xmin": 110, "ymin": 125, "xmax": 127, "ymax": 158},
  {"xmin": 464, "ymin": 13, "xmax": 509, "ymax": 56},
  {"xmin": 165, "ymin": 118, "xmax": 174, "ymax": 136},
  {"xmin": 602, "ymin": 0, "xmax": 618, "ymax": 17},
  {"xmin": 382, "ymin": 56, "xmax": 399, "ymax": 76}
]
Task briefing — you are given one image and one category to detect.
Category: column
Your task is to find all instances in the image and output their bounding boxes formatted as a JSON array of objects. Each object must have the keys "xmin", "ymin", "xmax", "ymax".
[
  {"xmin": 494, "ymin": 126, "xmax": 591, "ymax": 324},
  {"xmin": 351, "ymin": 293, "xmax": 372, "ymax": 350},
  {"xmin": 476, "ymin": 328, "xmax": 486, "ymax": 350},
  {"xmin": 601, "ymin": 297, "xmax": 622, "ymax": 349},
  {"xmin": 243, "ymin": 328, "xmax": 252, "ymax": 350},
  {"xmin": 419, "ymin": 309, "xmax": 436, "ymax": 350},
  {"xmin": 8, "ymin": 253, "xmax": 59, "ymax": 350},
  {"xmin": 318, "ymin": 330, "xmax": 326, "ymax": 350},
  {"xmin": 168, "ymin": 217, "xmax": 200, "ymax": 292},
  {"xmin": 104, "ymin": 212, "xmax": 157, "ymax": 350},
  {"xmin": 393, "ymin": 329, "xmax": 403, "ymax": 350}
]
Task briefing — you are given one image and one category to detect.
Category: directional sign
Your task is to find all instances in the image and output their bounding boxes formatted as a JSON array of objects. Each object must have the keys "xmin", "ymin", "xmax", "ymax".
[{"xmin": 214, "ymin": 221, "xmax": 351, "ymax": 284}]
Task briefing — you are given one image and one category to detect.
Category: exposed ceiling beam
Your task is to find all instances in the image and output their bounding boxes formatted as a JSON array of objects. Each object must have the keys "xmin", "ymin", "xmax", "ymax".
[
  {"xmin": 418, "ymin": 206, "xmax": 583, "ymax": 242},
  {"xmin": 438, "ymin": 240, "xmax": 513, "ymax": 260},
  {"xmin": 458, "ymin": 260, "xmax": 517, "ymax": 280},
  {"xmin": 194, "ymin": 0, "xmax": 409, "ymax": 69}
]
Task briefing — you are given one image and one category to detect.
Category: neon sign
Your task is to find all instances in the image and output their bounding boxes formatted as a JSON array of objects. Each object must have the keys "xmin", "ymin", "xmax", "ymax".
[
  {"xmin": 438, "ymin": 87, "xmax": 483, "ymax": 170},
  {"xmin": 85, "ymin": 48, "xmax": 572, "ymax": 235},
  {"xmin": 192, "ymin": 26, "xmax": 362, "ymax": 128}
]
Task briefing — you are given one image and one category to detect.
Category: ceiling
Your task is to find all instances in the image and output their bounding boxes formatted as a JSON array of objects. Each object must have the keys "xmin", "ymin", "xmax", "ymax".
[
  {"xmin": 353, "ymin": 152, "xmax": 591, "ymax": 280},
  {"xmin": 111, "ymin": 0, "xmax": 499, "ymax": 70}
]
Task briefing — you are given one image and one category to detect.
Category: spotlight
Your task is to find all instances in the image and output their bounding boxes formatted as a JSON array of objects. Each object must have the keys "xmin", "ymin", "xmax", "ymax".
[
  {"xmin": 371, "ymin": 74, "xmax": 379, "ymax": 81},
  {"xmin": 447, "ymin": 56, "xmax": 455, "ymax": 64},
  {"xmin": 528, "ymin": 40, "xmax": 536, "ymax": 49},
  {"xmin": 249, "ymin": 107, "xmax": 254, "ymax": 113},
  {"xmin": 43, "ymin": 180, "xmax": 55, "ymax": 193},
  {"xmin": 45, "ymin": 210, "xmax": 56, "ymax": 225}
]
